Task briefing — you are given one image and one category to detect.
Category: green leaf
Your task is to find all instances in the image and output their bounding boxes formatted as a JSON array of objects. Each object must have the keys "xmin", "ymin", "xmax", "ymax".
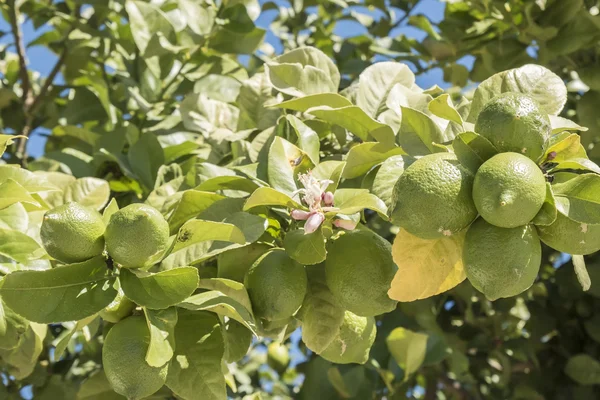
[
  {"xmin": 565, "ymin": 354, "xmax": 600, "ymax": 385},
  {"xmin": 178, "ymin": 291, "xmax": 256, "ymax": 334},
  {"xmin": 0, "ymin": 135, "xmax": 26, "ymax": 156},
  {"xmin": 121, "ymin": 267, "xmax": 199, "ymax": 309},
  {"xmin": 197, "ymin": 278, "xmax": 254, "ymax": 313},
  {"xmin": 532, "ymin": 183, "xmax": 558, "ymax": 226},
  {"xmin": 299, "ymin": 266, "xmax": 345, "ymax": 354},
  {"xmin": 63, "ymin": 177, "xmax": 110, "ymax": 211},
  {"xmin": 573, "ymin": 255, "xmax": 591, "ymax": 291},
  {"xmin": 144, "ymin": 308, "xmax": 177, "ymax": 367},
  {"xmin": 166, "ymin": 310, "xmax": 226, "ymax": 400},
  {"xmin": 467, "ymin": 64, "xmax": 567, "ymax": 123},
  {"xmin": 102, "ymin": 198, "xmax": 119, "ymax": 225},
  {"xmin": 0, "ymin": 165, "xmax": 58, "ymax": 193},
  {"xmin": 543, "ymin": 133, "xmax": 587, "ymax": 162},
  {"xmin": 0, "ymin": 323, "xmax": 46, "ymax": 380},
  {"xmin": 356, "ymin": 62, "xmax": 415, "ymax": 118},
  {"xmin": 194, "ymin": 74, "xmax": 241, "ymax": 103},
  {"xmin": 312, "ymin": 161, "xmax": 345, "ymax": 192},
  {"xmin": 125, "ymin": 0, "xmax": 177, "ymax": 55},
  {"xmin": 0, "ymin": 179, "xmax": 42, "ymax": 210},
  {"xmin": 0, "ymin": 229, "xmax": 47, "ymax": 263},
  {"xmin": 308, "ymin": 106, "xmax": 395, "ymax": 145},
  {"xmin": 210, "ymin": 27, "xmax": 265, "ymax": 54},
  {"xmin": 52, "ymin": 315, "xmax": 97, "ymax": 361},
  {"xmin": 453, "ymin": 131, "xmax": 498, "ymax": 174},
  {"xmin": 331, "ymin": 189, "xmax": 388, "ymax": 218},
  {"xmin": 549, "ymin": 115, "xmax": 588, "ymax": 134},
  {"xmin": 553, "ymin": 174, "xmax": 600, "ymax": 224},
  {"xmin": 195, "ymin": 176, "xmax": 259, "ymax": 194},
  {"xmin": 173, "ymin": 220, "xmax": 246, "ymax": 252},
  {"xmin": 180, "ymin": 93, "xmax": 239, "ymax": 135},
  {"xmin": 161, "ymin": 212, "xmax": 267, "ymax": 269},
  {"xmin": 284, "ymin": 229, "xmax": 327, "ymax": 265},
  {"xmin": 398, "ymin": 106, "xmax": 448, "ymax": 155},
  {"xmin": 0, "ymin": 256, "xmax": 117, "ymax": 323},
  {"xmin": 266, "ymin": 47, "xmax": 340, "ymax": 97},
  {"xmin": 428, "ymin": 94, "xmax": 463, "ymax": 125},
  {"xmin": 409, "ymin": 15, "xmax": 442, "ymax": 39},
  {"xmin": 243, "ymin": 187, "xmax": 303, "ymax": 210},
  {"xmin": 267, "ymin": 137, "xmax": 313, "ymax": 195},
  {"xmin": 0, "ymin": 203, "xmax": 28, "ymax": 233},
  {"xmin": 285, "ymin": 115, "xmax": 320, "ymax": 165},
  {"xmin": 237, "ymin": 72, "xmax": 281, "ymax": 131},
  {"xmin": 372, "ymin": 155, "xmax": 416, "ymax": 209},
  {"xmin": 222, "ymin": 319, "xmax": 253, "ymax": 363},
  {"xmin": 274, "ymin": 93, "xmax": 352, "ymax": 112},
  {"xmin": 128, "ymin": 133, "xmax": 165, "ymax": 191},
  {"xmin": 78, "ymin": 371, "xmax": 126, "ymax": 400},
  {"xmin": 53, "ymin": 126, "xmax": 101, "ymax": 147},
  {"xmin": 168, "ymin": 190, "xmax": 225, "ymax": 234},
  {"xmin": 342, "ymin": 142, "xmax": 406, "ymax": 179},
  {"xmin": 386, "ymin": 327, "xmax": 428, "ymax": 379}
]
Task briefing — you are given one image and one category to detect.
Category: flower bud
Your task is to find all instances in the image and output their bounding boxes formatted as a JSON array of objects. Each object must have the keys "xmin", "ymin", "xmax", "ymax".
[
  {"xmin": 304, "ymin": 212, "xmax": 325, "ymax": 234},
  {"xmin": 322, "ymin": 191, "xmax": 335, "ymax": 206},
  {"xmin": 291, "ymin": 209, "xmax": 310, "ymax": 221},
  {"xmin": 333, "ymin": 218, "xmax": 358, "ymax": 231}
]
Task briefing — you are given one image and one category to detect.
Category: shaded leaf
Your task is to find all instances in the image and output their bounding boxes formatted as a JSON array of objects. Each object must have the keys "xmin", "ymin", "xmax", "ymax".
[{"xmin": 121, "ymin": 267, "xmax": 199, "ymax": 309}]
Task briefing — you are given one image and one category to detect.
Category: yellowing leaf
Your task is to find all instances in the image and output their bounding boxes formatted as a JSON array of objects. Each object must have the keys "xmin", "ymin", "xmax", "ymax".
[{"xmin": 388, "ymin": 229, "xmax": 466, "ymax": 302}]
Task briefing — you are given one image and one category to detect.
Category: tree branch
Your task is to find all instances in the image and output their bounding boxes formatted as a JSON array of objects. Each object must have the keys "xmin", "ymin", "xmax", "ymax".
[{"xmin": 8, "ymin": 0, "xmax": 33, "ymax": 109}]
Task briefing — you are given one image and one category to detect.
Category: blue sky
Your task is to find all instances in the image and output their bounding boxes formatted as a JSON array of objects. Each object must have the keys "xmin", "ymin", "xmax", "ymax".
[{"xmin": 0, "ymin": 0, "xmax": 460, "ymax": 158}]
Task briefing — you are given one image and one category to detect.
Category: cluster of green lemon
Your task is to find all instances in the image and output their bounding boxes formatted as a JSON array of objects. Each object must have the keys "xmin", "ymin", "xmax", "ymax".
[
  {"xmin": 40, "ymin": 202, "xmax": 170, "ymax": 269},
  {"xmin": 225, "ymin": 229, "xmax": 397, "ymax": 364},
  {"xmin": 391, "ymin": 93, "xmax": 600, "ymax": 300}
]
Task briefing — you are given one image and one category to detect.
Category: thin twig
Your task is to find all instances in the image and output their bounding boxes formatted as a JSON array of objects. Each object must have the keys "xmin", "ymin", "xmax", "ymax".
[{"xmin": 8, "ymin": 0, "xmax": 33, "ymax": 108}]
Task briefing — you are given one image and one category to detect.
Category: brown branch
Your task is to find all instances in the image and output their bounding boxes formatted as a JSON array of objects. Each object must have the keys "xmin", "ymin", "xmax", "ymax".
[
  {"xmin": 8, "ymin": 0, "xmax": 33, "ymax": 108},
  {"xmin": 12, "ymin": 6, "xmax": 79, "ymax": 166}
]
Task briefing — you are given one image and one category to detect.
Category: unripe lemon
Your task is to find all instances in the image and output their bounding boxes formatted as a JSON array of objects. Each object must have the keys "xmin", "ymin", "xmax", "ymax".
[
  {"xmin": 217, "ymin": 243, "xmax": 271, "ymax": 283},
  {"xmin": 40, "ymin": 202, "xmax": 105, "ymax": 263},
  {"xmin": 391, "ymin": 152, "xmax": 477, "ymax": 239},
  {"xmin": 267, "ymin": 342, "xmax": 290, "ymax": 373},
  {"xmin": 105, "ymin": 204, "xmax": 169, "ymax": 269},
  {"xmin": 473, "ymin": 152, "xmax": 546, "ymax": 228},
  {"xmin": 475, "ymin": 92, "xmax": 551, "ymax": 161},
  {"xmin": 464, "ymin": 218, "xmax": 541, "ymax": 301},
  {"xmin": 102, "ymin": 316, "xmax": 168, "ymax": 399},
  {"xmin": 245, "ymin": 249, "xmax": 307, "ymax": 321},
  {"xmin": 320, "ymin": 311, "xmax": 376, "ymax": 365},
  {"xmin": 325, "ymin": 230, "xmax": 398, "ymax": 317},
  {"xmin": 537, "ymin": 211, "xmax": 600, "ymax": 255}
]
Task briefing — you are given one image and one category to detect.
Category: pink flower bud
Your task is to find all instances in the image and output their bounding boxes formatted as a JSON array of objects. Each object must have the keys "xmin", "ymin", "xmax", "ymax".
[
  {"xmin": 304, "ymin": 212, "xmax": 325, "ymax": 234},
  {"xmin": 333, "ymin": 218, "xmax": 358, "ymax": 230},
  {"xmin": 291, "ymin": 209, "xmax": 310, "ymax": 221},
  {"xmin": 322, "ymin": 191, "xmax": 335, "ymax": 206}
]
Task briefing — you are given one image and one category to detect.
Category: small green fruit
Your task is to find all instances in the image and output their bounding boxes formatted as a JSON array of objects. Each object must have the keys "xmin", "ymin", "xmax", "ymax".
[
  {"xmin": 40, "ymin": 202, "xmax": 106, "ymax": 263},
  {"xmin": 105, "ymin": 204, "xmax": 169, "ymax": 269}
]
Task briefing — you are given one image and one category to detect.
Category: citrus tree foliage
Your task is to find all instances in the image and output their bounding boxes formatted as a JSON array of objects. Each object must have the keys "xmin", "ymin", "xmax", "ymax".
[{"xmin": 1, "ymin": 0, "xmax": 600, "ymax": 399}]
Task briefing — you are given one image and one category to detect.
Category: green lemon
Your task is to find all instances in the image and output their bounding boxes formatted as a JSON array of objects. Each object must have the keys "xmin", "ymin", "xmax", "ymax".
[
  {"xmin": 102, "ymin": 316, "xmax": 168, "ymax": 400},
  {"xmin": 325, "ymin": 230, "xmax": 398, "ymax": 317},
  {"xmin": 537, "ymin": 211, "xmax": 600, "ymax": 255},
  {"xmin": 475, "ymin": 92, "xmax": 551, "ymax": 161},
  {"xmin": 245, "ymin": 249, "xmax": 307, "ymax": 321},
  {"xmin": 105, "ymin": 204, "xmax": 169, "ymax": 269},
  {"xmin": 320, "ymin": 311, "xmax": 376, "ymax": 365},
  {"xmin": 40, "ymin": 202, "xmax": 106, "ymax": 263},
  {"xmin": 391, "ymin": 153, "xmax": 477, "ymax": 239},
  {"xmin": 217, "ymin": 243, "xmax": 271, "ymax": 282},
  {"xmin": 473, "ymin": 152, "xmax": 546, "ymax": 228},
  {"xmin": 267, "ymin": 342, "xmax": 290, "ymax": 373},
  {"xmin": 99, "ymin": 287, "xmax": 136, "ymax": 323},
  {"xmin": 464, "ymin": 218, "xmax": 541, "ymax": 301}
]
